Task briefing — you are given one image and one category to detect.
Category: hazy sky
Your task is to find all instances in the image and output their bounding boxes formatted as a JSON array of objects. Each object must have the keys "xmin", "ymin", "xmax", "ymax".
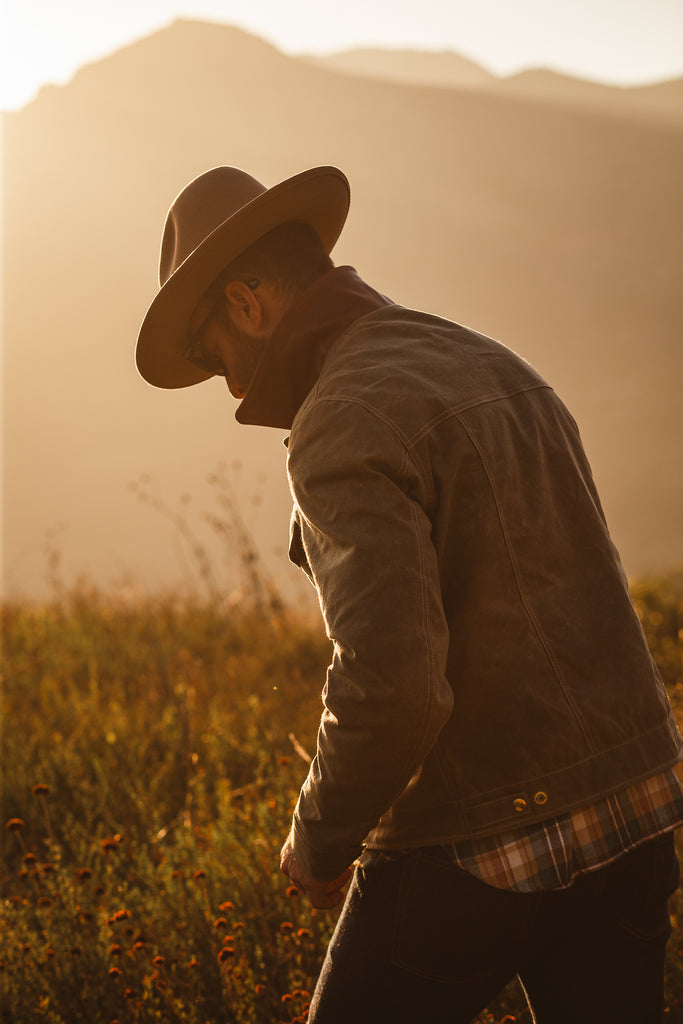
[{"xmin": 1, "ymin": 0, "xmax": 682, "ymax": 110}]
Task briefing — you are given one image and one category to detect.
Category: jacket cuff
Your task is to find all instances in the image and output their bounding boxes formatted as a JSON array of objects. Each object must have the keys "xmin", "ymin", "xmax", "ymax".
[{"xmin": 290, "ymin": 813, "xmax": 362, "ymax": 881}]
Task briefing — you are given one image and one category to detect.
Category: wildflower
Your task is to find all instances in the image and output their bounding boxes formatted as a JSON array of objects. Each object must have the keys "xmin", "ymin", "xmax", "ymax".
[
  {"xmin": 109, "ymin": 944, "xmax": 122, "ymax": 957},
  {"xmin": 170, "ymin": 870, "xmax": 183, "ymax": 880},
  {"xmin": 108, "ymin": 909, "xmax": 131, "ymax": 925},
  {"xmin": 280, "ymin": 921, "xmax": 294, "ymax": 934},
  {"xmin": 187, "ymin": 958, "xmax": 200, "ymax": 968},
  {"xmin": 297, "ymin": 928, "xmax": 311, "ymax": 939},
  {"xmin": 132, "ymin": 941, "xmax": 146, "ymax": 954},
  {"xmin": 213, "ymin": 917, "xmax": 228, "ymax": 930},
  {"xmin": 217, "ymin": 947, "xmax": 235, "ymax": 963},
  {"xmin": 100, "ymin": 835, "xmax": 122, "ymax": 853},
  {"xmin": 219, "ymin": 900, "xmax": 235, "ymax": 912},
  {"xmin": 193, "ymin": 869, "xmax": 207, "ymax": 881},
  {"xmin": 32, "ymin": 784, "xmax": 50, "ymax": 796},
  {"xmin": 123, "ymin": 989, "xmax": 134, "ymax": 999},
  {"xmin": 300, "ymin": 991, "xmax": 311, "ymax": 1000},
  {"xmin": 6, "ymin": 818, "xmax": 25, "ymax": 831},
  {"xmin": 41, "ymin": 863, "xmax": 55, "ymax": 874},
  {"xmin": 286, "ymin": 884, "xmax": 299, "ymax": 897},
  {"xmin": 233, "ymin": 921, "xmax": 245, "ymax": 930},
  {"xmin": 22, "ymin": 853, "xmax": 37, "ymax": 866},
  {"xmin": 255, "ymin": 984, "xmax": 266, "ymax": 995},
  {"xmin": 108, "ymin": 967, "xmax": 122, "ymax": 979},
  {"xmin": 152, "ymin": 956, "xmax": 164, "ymax": 967},
  {"xmin": 75, "ymin": 868, "xmax": 93, "ymax": 882},
  {"xmin": 281, "ymin": 993, "xmax": 294, "ymax": 1003},
  {"xmin": 268, "ymin": 799, "xmax": 277, "ymax": 810}
]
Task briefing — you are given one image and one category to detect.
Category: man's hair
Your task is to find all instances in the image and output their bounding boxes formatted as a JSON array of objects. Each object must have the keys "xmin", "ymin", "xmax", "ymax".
[{"xmin": 213, "ymin": 220, "xmax": 333, "ymax": 300}]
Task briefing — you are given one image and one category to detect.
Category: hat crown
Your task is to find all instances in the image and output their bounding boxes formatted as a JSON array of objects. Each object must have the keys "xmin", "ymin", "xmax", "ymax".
[{"xmin": 159, "ymin": 167, "xmax": 267, "ymax": 286}]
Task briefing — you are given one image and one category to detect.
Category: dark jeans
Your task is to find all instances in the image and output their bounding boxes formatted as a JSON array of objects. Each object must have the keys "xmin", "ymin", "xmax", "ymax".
[{"xmin": 308, "ymin": 831, "xmax": 680, "ymax": 1024}]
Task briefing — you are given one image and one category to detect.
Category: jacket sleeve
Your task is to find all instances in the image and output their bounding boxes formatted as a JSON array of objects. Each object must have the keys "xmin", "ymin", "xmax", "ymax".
[{"xmin": 286, "ymin": 397, "xmax": 453, "ymax": 880}]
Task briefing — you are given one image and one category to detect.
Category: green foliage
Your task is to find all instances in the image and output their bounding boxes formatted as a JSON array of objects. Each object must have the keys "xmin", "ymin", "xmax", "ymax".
[{"xmin": 1, "ymin": 572, "xmax": 682, "ymax": 1022}]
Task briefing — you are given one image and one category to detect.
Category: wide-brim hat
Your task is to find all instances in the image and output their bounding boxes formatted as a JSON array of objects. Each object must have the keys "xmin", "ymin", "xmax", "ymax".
[{"xmin": 136, "ymin": 165, "xmax": 350, "ymax": 389}]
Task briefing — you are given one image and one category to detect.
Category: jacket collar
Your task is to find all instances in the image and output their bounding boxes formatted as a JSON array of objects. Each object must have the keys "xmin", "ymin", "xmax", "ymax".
[{"xmin": 235, "ymin": 266, "xmax": 392, "ymax": 429}]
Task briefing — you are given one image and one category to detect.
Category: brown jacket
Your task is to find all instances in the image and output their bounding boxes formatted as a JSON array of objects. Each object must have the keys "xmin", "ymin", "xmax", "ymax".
[{"xmin": 282, "ymin": 300, "xmax": 681, "ymax": 880}]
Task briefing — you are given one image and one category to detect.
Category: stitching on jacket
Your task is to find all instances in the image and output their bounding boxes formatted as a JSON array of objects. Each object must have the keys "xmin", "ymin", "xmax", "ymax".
[
  {"xmin": 409, "ymin": 383, "xmax": 553, "ymax": 446},
  {"xmin": 455, "ymin": 412, "xmax": 596, "ymax": 755},
  {"xmin": 300, "ymin": 395, "xmax": 435, "ymax": 508}
]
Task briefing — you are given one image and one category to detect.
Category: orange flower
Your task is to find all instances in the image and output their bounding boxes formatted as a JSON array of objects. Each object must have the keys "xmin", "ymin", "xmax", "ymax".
[
  {"xmin": 219, "ymin": 900, "xmax": 235, "ymax": 912},
  {"xmin": 22, "ymin": 853, "xmax": 37, "ymax": 866},
  {"xmin": 187, "ymin": 957, "xmax": 200, "ymax": 968},
  {"xmin": 100, "ymin": 835, "xmax": 122, "ymax": 853},
  {"xmin": 75, "ymin": 868, "xmax": 93, "ymax": 882},
  {"xmin": 108, "ymin": 967, "xmax": 122, "ymax": 979},
  {"xmin": 254, "ymin": 984, "xmax": 266, "ymax": 995},
  {"xmin": 233, "ymin": 921, "xmax": 245, "ymax": 930},
  {"xmin": 109, "ymin": 945, "xmax": 122, "ymax": 957},
  {"xmin": 193, "ymin": 869, "xmax": 207, "ymax": 881},
  {"xmin": 6, "ymin": 818, "xmax": 25, "ymax": 831},
  {"xmin": 281, "ymin": 993, "xmax": 294, "ymax": 1003},
  {"xmin": 217, "ymin": 947, "xmax": 235, "ymax": 963},
  {"xmin": 279, "ymin": 921, "xmax": 294, "ymax": 934},
  {"xmin": 286, "ymin": 884, "xmax": 299, "ymax": 897},
  {"xmin": 107, "ymin": 909, "xmax": 130, "ymax": 926},
  {"xmin": 297, "ymin": 928, "xmax": 311, "ymax": 939},
  {"xmin": 152, "ymin": 956, "xmax": 164, "ymax": 967},
  {"xmin": 32, "ymin": 784, "xmax": 50, "ymax": 796},
  {"xmin": 213, "ymin": 917, "xmax": 228, "ymax": 930}
]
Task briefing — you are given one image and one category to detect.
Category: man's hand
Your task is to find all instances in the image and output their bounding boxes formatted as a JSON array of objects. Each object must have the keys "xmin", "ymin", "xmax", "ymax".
[{"xmin": 280, "ymin": 833, "xmax": 353, "ymax": 909}]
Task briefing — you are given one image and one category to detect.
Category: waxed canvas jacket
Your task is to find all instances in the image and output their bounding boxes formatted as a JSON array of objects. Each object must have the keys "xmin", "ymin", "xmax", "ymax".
[{"xmin": 282, "ymin": 302, "xmax": 682, "ymax": 881}]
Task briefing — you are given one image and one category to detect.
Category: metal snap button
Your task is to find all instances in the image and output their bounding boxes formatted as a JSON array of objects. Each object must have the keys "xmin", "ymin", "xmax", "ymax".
[
  {"xmin": 534, "ymin": 791, "xmax": 548, "ymax": 805},
  {"xmin": 513, "ymin": 798, "xmax": 527, "ymax": 812}
]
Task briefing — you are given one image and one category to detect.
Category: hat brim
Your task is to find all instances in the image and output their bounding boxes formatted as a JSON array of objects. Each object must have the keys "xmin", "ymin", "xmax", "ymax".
[{"xmin": 136, "ymin": 166, "xmax": 350, "ymax": 389}]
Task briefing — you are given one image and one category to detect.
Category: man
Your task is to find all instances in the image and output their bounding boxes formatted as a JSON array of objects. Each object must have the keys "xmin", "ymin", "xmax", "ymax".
[{"xmin": 137, "ymin": 165, "xmax": 683, "ymax": 1022}]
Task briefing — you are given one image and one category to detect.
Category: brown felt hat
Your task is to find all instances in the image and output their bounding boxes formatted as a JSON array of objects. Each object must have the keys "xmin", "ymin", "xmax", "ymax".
[{"xmin": 136, "ymin": 165, "xmax": 351, "ymax": 389}]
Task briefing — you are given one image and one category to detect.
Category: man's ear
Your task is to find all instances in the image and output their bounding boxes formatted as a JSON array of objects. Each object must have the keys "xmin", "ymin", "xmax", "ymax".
[{"xmin": 224, "ymin": 280, "xmax": 262, "ymax": 329}]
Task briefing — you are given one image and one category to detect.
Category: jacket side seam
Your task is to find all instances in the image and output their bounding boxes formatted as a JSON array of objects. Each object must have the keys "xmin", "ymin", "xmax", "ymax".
[{"xmin": 455, "ymin": 412, "xmax": 597, "ymax": 754}]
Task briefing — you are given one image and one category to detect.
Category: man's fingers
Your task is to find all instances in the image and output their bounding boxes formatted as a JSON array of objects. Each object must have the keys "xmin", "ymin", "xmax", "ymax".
[
  {"xmin": 324, "ymin": 866, "xmax": 353, "ymax": 892},
  {"xmin": 308, "ymin": 885, "xmax": 348, "ymax": 910}
]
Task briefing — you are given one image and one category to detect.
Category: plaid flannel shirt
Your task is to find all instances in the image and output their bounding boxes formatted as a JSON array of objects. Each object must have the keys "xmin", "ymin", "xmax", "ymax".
[{"xmin": 448, "ymin": 765, "xmax": 683, "ymax": 892}]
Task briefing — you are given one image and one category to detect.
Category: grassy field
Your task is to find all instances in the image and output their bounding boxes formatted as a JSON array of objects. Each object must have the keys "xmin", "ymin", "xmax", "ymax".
[{"xmin": 1, "ymin": 573, "xmax": 682, "ymax": 1023}]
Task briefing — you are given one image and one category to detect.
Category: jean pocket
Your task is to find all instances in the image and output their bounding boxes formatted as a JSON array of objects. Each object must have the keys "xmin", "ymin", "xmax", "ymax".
[
  {"xmin": 390, "ymin": 848, "xmax": 532, "ymax": 984},
  {"xmin": 614, "ymin": 833, "xmax": 680, "ymax": 943}
]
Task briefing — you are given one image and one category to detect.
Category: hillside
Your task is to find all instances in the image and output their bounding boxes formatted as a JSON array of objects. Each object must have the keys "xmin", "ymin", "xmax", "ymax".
[{"xmin": 2, "ymin": 19, "xmax": 682, "ymax": 598}]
